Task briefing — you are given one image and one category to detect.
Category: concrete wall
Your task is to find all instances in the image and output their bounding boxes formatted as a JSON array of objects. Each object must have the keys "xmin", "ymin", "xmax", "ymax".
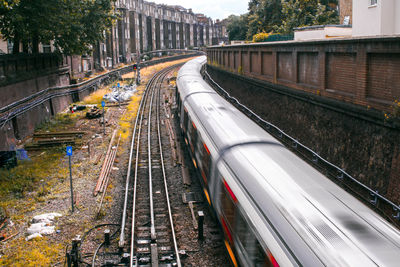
[
  {"xmin": 0, "ymin": 52, "xmax": 200, "ymax": 152},
  {"xmin": 396, "ymin": 2, "xmax": 400, "ymax": 33},
  {"xmin": 295, "ymin": 26, "xmax": 352, "ymax": 40},
  {"xmin": 0, "ymin": 54, "xmax": 70, "ymax": 107},
  {"xmin": 207, "ymin": 37, "xmax": 400, "ymax": 112}
]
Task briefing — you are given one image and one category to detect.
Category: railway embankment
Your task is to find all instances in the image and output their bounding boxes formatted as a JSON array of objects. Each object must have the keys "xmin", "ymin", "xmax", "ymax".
[
  {"xmin": 206, "ymin": 64, "xmax": 400, "ymax": 211},
  {"xmin": 0, "ymin": 52, "xmax": 201, "ymax": 156},
  {"xmin": 0, "ymin": 58, "xmax": 199, "ymax": 265}
]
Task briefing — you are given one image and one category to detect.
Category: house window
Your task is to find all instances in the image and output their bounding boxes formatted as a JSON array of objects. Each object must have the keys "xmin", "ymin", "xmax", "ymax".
[
  {"xmin": 42, "ymin": 44, "xmax": 51, "ymax": 53},
  {"xmin": 370, "ymin": 0, "xmax": 377, "ymax": 6}
]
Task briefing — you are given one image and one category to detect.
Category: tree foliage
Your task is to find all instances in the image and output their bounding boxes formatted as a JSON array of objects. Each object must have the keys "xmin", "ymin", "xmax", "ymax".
[
  {"xmin": 225, "ymin": 0, "xmax": 339, "ymax": 41},
  {"xmin": 226, "ymin": 14, "xmax": 249, "ymax": 41},
  {"xmin": 0, "ymin": 0, "xmax": 116, "ymax": 55},
  {"xmin": 275, "ymin": 0, "xmax": 339, "ymax": 34},
  {"xmin": 247, "ymin": 0, "xmax": 282, "ymax": 39}
]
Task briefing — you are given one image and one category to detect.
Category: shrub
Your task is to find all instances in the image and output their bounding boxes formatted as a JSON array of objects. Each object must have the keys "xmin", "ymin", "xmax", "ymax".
[{"xmin": 252, "ymin": 32, "xmax": 270, "ymax": 43}]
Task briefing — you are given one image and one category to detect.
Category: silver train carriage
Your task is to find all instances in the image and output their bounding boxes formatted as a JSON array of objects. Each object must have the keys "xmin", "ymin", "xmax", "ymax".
[{"xmin": 176, "ymin": 56, "xmax": 400, "ymax": 267}]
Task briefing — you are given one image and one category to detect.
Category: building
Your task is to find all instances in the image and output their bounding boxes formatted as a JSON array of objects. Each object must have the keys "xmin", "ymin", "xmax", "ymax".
[
  {"xmin": 339, "ymin": 0, "xmax": 352, "ymax": 25},
  {"xmin": 1, "ymin": 0, "xmax": 226, "ymax": 77},
  {"xmin": 92, "ymin": 0, "xmax": 225, "ymax": 71},
  {"xmin": 213, "ymin": 19, "xmax": 229, "ymax": 45},
  {"xmin": 353, "ymin": 0, "xmax": 400, "ymax": 36},
  {"xmin": 295, "ymin": 0, "xmax": 400, "ymax": 41}
]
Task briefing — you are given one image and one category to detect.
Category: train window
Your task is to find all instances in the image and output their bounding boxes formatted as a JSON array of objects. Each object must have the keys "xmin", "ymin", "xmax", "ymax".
[
  {"xmin": 236, "ymin": 211, "xmax": 273, "ymax": 267},
  {"xmin": 187, "ymin": 118, "xmax": 197, "ymax": 153},
  {"xmin": 195, "ymin": 136, "xmax": 211, "ymax": 184},
  {"xmin": 201, "ymin": 142, "xmax": 211, "ymax": 181},
  {"xmin": 220, "ymin": 179, "xmax": 235, "ymax": 230},
  {"xmin": 183, "ymin": 107, "xmax": 188, "ymax": 132},
  {"xmin": 176, "ymin": 91, "xmax": 181, "ymax": 112}
]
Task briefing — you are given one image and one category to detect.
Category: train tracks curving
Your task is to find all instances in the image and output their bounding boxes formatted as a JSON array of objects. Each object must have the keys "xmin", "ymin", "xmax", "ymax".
[{"xmin": 119, "ymin": 64, "xmax": 183, "ymax": 267}]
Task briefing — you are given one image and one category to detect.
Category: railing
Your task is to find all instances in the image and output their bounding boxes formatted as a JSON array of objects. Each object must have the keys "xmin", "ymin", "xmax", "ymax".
[
  {"xmin": 203, "ymin": 66, "xmax": 400, "ymax": 227},
  {"xmin": 263, "ymin": 33, "xmax": 294, "ymax": 42}
]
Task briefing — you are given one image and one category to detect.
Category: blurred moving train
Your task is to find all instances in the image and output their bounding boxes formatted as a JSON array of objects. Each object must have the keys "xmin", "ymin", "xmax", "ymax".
[{"xmin": 176, "ymin": 56, "xmax": 400, "ymax": 267}]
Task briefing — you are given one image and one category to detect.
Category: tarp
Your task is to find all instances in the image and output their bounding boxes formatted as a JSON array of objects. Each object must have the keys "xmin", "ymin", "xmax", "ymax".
[{"xmin": 103, "ymin": 84, "xmax": 137, "ymax": 103}]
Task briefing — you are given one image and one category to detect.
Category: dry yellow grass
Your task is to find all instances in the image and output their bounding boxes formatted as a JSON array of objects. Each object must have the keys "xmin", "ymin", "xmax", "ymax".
[
  {"xmin": 0, "ymin": 57, "xmax": 188, "ymax": 266},
  {"xmin": 82, "ymin": 87, "xmax": 111, "ymax": 104},
  {"xmin": 0, "ymin": 237, "xmax": 64, "ymax": 266},
  {"xmin": 118, "ymin": 56, "xmax": 195, "ymax": 141},
  {"xmin": 118, "ymin": 88, "xmax": 143, "ymax": 141},
  {"xmin": 122, "ymin": 56, "xmax": 198, "ymax": 79}
]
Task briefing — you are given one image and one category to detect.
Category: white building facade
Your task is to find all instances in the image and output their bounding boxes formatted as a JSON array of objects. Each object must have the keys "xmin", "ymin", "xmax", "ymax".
[{"xmin": 353, "ymin": 0, "xmax": 400, "ymax": 36}]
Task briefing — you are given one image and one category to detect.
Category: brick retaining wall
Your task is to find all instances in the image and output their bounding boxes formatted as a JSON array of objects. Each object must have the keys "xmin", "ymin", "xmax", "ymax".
[{"xmin": 207, "ymin": 36, "xmax": 400, "ymax": 113}]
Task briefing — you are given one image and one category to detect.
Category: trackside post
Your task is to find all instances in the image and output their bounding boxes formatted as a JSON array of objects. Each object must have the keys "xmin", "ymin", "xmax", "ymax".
[{"xmin": 66, "ymin": 146, "xmax": 74, "ymax": 212}]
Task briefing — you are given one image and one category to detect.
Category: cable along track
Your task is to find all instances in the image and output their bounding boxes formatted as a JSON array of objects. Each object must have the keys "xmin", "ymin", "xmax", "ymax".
[{"xmin": 119, "ymin": 64, "xmax": 183, "ymax": 267}]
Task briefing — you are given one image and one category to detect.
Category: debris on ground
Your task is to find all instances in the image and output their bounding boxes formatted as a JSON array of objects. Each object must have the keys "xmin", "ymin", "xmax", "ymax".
[
  {"xmin": 0, "ymin": 209, "xmax": 19, "ymax": 243},
  {"xmin": 0, "ymin": 57, "xmax": 195, "ymax": 265},
  {"xmin": 25, "ymin": 131, "xmax": 85, "ymax": 150},
  {"xmin": 26, "ymin": 213, "xmax": 62, "ymax": 241},
  {"xmin": 86, "ymin": 106, "xmax": 103, "ymax": 119},
  {"xmin": 16, "ymin": 149, "xmax": 30, "ymax": 161},
  {"xmin": 103, "ymin": 84, "xmax": 136, "ymax": 103},
  {"xmin": 32, "ymin": 213, "xmax": 62, "ymax": 224},
  {"xmin": 69, "ymin": 105, "xmax": 87, "ymax": 113}
]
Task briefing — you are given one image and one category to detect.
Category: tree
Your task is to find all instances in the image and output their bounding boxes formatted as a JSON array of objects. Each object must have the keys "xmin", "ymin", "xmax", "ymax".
[
  {"xmin": 0, "ymin": 0, "xmax": 116, "ymax": 55},
  {"xmin": 247, "ymin": 0, "xmax": 282, "ymax": 39},
  {"xmin": 226, "ymin": 14, "xmax": 249, "ymax": 41},
  {"xmin": 54, "ymin": 0, "xmax": 116, "ymax": 55},
  {"xmin": 274, "ymin": 0, "xmax": 339, "ymax": 34}
]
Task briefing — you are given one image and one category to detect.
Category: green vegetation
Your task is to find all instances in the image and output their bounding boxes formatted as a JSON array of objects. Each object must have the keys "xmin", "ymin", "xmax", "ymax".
[
  {"xmin": 0, "ymin": 152, "xmax": 65, "ymax": 198},
  {"xmin": 276, "ymin": 0, "xmax": 338, "ymax": 34},
  {"xmin": 226, "ymin": 0, "xmax": 339, "ymax": 41},
  {"xmin": 0, "ymin": 237, "xmax": 64, "ymax": 266},
  {"xmin": 252, "ymin": 32, "xmax": 270, "ymax": 42},
  {"xmin": 0, "ymin": 112, "xmax": 78, "ymax": 201},
  {"xmin": 393, "ymin": 100, "xmax": 400, "ymax": 118},
  {"xmin": 0, "ymin": 0, "xmax": 117, "ymax": 55},
  {"xmin": 226, "ymin": 14, "xmax": 249, "ymax": 41}
]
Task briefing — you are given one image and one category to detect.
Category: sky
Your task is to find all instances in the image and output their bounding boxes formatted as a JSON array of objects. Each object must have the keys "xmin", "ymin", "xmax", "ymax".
[{"xmin": 151, "ymin": 0, "xmax": 249, "ymax": 20}]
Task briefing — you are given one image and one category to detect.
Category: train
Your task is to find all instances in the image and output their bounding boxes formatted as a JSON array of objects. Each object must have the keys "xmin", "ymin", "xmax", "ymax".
[{"xmin": 175, "ymin": 56, "xmax": 400, "ymax": 267}]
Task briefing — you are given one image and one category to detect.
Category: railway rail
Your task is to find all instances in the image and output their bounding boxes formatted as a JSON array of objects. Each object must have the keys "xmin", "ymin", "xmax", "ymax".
[
  {"xmin": 119, "ymin": 64, "xmax": 183, "ymax": 267},
  {"xmin": 71, "ymin": 60, "xmax": 229, "ymax": 267}
]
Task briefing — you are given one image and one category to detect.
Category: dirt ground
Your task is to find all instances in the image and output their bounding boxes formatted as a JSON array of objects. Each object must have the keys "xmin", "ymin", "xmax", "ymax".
[{"xmin": 0, "ymin": 57, "xmax": 195, "ymax": 266}]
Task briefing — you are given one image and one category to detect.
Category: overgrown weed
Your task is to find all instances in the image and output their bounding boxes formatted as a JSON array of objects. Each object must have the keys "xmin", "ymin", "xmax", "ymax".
[{"xmin": 0, "ymin": 237, "xmax": 63, "ymax": 266}]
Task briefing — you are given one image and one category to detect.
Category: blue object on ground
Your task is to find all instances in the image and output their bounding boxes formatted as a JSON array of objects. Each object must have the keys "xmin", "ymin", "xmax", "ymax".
[{"xmin": 16, "ymin": 149, "xmax": 30, "ymax": 161}]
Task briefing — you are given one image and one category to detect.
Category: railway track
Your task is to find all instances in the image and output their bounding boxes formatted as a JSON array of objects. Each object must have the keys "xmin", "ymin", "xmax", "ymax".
[
  {"xmin": 119, "ymin": 64, "xmax": 183, "ymax": 267},
  {"xmin": 87, "ymin": 62, "xmax": 229, "ymax": 266}
]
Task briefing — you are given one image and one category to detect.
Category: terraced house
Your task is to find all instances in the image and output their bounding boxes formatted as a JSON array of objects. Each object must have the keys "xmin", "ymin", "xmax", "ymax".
[{"xmin": 93, "ymin": 0, "xmax": 223, "ymax": 69}]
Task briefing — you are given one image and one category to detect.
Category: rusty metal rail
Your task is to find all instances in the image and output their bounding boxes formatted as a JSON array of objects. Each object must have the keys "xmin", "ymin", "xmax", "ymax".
[{"xmin": 118, "ymin": 63, "xmax": 182, "ymax": 267}]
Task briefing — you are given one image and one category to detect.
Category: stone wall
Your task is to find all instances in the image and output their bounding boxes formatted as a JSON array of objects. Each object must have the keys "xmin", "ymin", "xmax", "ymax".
[{"xmin": 206, "ymin": 65, "xmax": 400, "ymax": 206}]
